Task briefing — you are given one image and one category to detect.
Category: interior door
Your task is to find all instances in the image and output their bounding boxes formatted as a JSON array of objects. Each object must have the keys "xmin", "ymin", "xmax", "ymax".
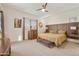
[{"xmin": 24, "ymin": 19, "xmax": 38, "ymax": 40}]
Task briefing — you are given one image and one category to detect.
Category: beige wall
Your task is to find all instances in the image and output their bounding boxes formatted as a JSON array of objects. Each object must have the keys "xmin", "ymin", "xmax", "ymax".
[
  {"xmin": 38, "ymin": 8, "xmax": 79, "ymax": 33},
  {"xmin": 45, "ymin": 8, "xmax": 79, "ymax": 25},
  {"xmin": 0, "ymin": 4, "xmax": 37, "ymax": 42},
  {"xmin": 38, "ymin": 19, "xmax": 46, "ymax": 34},
  {"xmin": 0, "ymin": 4, "xmax": 3, "ymax": 10}
]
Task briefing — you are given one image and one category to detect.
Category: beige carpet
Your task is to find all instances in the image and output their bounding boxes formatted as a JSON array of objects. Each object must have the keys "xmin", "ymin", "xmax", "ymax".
[{"xmin": 11, "ymin": 39, "xmax": 79, "ymax": 56}]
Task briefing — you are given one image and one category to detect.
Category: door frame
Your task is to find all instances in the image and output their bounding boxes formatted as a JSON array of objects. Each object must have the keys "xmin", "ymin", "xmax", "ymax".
[{"xmin": 23, "ymin": 17, "xmax": 38, "ymax": 40}]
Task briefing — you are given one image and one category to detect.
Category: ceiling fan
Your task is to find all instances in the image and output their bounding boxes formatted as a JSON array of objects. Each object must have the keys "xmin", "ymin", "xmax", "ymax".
[{"xmin": 36, "ymin": 3, "xmax": 48, "ymax": 12}]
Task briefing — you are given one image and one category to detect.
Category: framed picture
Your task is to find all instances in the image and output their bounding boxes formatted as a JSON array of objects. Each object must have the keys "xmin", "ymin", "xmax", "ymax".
[
  {"xmin": 14, "ymin": 18, "xmax": 22, "ymax": 28},
  {"xmin": 39, "ymin": 22, "xmax": 43, "ymax": 28}
]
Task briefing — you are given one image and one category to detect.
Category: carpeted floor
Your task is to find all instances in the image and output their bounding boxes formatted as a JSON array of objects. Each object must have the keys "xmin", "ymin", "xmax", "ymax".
[{"xmin": 11, "ymin": 39, "xmax": 79, "ymax": 56}]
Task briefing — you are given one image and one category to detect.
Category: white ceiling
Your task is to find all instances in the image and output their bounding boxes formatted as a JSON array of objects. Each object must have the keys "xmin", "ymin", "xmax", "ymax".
[{"xmin": 2, "ymin": 3, "xmax": 79, "ymax": 19}]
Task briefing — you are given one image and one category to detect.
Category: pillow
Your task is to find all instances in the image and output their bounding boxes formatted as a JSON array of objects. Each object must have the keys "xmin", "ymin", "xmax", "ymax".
[
  {"xmin": 49, "ymin": 30, "xmax": 55, "ymax": 33},
  {"xmin": 58, "ymin": 30, "xmax": 65, "ymax": 34}
]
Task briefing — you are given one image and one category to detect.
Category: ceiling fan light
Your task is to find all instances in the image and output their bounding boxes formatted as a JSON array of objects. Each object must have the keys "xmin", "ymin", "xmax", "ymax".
[{"xmin": 41, "ymin": 9, "xmax": 45, "ymax": 12}]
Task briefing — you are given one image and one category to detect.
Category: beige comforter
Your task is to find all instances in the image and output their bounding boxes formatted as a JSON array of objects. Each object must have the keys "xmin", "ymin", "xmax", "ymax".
[{"xmin": 38, "ymin": 33, "xmax": 66, "ymax": 47}]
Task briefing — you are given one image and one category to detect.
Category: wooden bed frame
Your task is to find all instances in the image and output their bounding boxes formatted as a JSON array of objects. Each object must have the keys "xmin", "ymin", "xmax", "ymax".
[
  {"xmin": 37, "ymin": 36, "xmax": 67, "ymax": 48},
  {"xmin": 37, "ymin": 37, "xmax": 55, "ymax": 48}
]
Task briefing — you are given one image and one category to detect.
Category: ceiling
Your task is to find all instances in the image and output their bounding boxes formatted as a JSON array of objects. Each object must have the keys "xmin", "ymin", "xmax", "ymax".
[{"xmin": 2, "ymin": 3, "xmax": 79, "ymax": 19}]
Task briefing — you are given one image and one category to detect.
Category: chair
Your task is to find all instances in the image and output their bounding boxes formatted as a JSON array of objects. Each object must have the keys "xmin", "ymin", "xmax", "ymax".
[{"xmin": 0, "ymin": 38, "xmax": 11, "ymax": 56}]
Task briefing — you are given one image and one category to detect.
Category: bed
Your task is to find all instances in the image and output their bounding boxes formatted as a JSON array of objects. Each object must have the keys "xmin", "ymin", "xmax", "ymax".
[{"xmin": 38, "ymin": 31, "xmax": 66, "ymax": 47}]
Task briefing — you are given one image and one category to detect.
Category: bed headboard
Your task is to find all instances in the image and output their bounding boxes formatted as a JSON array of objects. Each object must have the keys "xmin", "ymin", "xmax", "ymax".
[
  {"xmin": 46, "ymin": 23, "xmax": 67, "ymax": 33},
  {"xmin": 46, "ymin": 22, "xmax": 79, "ymax": 39}
]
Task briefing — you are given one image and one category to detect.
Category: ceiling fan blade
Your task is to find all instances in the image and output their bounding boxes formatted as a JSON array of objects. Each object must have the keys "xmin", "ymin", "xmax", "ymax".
[
  {"xmin": 42, "ymin": 5, "xmax": 45, "ymax": 8},
  {"xmin": 36, "ymin": 3, "xmax": 48, "ymax": 12},
  {"xmin": 45, "ymin": 3, "xmax": 47, "ymax": 8},
  {"xmin": 36, "ymin": 9, "xmax": 42, "ymax": 11},
  {"xmin": 45, "ymin": 10, "xmax": 48, "ymax": 12}
]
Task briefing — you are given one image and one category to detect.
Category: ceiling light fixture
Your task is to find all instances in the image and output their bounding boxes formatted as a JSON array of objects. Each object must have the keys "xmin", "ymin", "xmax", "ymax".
[
  {"xmin": 41, "ymin": 9, "xmax": 45, "ymax": 12},
  {"xmin": 36, "ymin": 3, "xmax": 48, "ymax": 12}
]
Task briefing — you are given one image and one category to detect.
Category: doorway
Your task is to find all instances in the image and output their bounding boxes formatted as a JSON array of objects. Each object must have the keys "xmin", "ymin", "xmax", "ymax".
[{"xmin": 23, "ymin": 17, "xmax": 38, "ymax": 40}]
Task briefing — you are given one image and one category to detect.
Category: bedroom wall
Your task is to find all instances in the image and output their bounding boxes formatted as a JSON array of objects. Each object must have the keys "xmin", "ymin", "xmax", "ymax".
[
  {"xmin": 44, "ymin": 7, "xmax": 79, "ymax": 25},
  {"xmin": 0, "ymin": 4, "xmax": 3, "ymax": 10},
  {"xmin": 38, "ymin": 19, "xmax": 46, "ymax": 34},
  {"xmin": 0, "ymin": 4, "xmax": 37, "ymax": 42},
  {"xmin": 38, "ymin": 7, "xmax": 79, "ymax": 33}
]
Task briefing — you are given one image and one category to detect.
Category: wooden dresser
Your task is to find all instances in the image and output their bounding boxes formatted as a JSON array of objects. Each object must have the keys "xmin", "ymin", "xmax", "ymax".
[
  {"xmin": 28, "ymin": 30, "xmax": 37, "ymax": 40},
  {"xmin": 67, "ymin": 22, "xmax": 79, "ymax": 39}
]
